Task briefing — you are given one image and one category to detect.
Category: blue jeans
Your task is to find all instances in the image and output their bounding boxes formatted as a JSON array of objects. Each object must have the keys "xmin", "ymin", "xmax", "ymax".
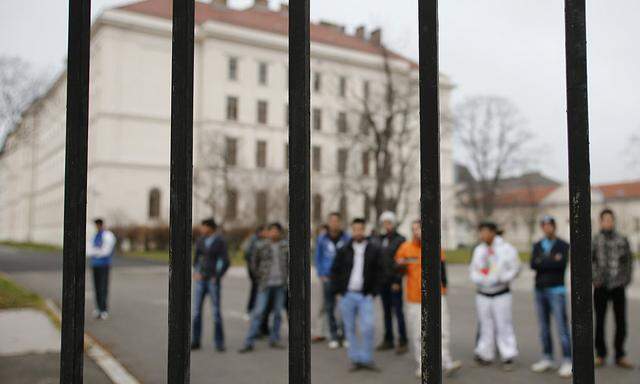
[
  {"xmin": 245, "ymin": 285, "xmax": 286, "ymax": 347},
  {"xmin": 535, "ymin": 287, "xmax": 572, "ymax": 360},
  {"xmin": 380, "ymin": 282, "xmax": 407, "ymax": 344},
  {"xmin": 192, "ymin": 279, "xmax": 224, "ymax": 348},
  {"xmin": 322, "ymin": 280, "xmax": 342, "ymax": 341},
  {"xmin": 340, "ymin": 292, "xmax": 376, "ymax": 364}
]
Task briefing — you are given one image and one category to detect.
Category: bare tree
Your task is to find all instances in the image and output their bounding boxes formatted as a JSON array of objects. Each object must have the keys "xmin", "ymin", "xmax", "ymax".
[
  {"xmin": 337, "ymin": 47, "xmax": 420, "ymax": 225},
  {"xmin": 0, "ymin": 56, "xmax": 48, "ymax": 142},
  {"xmin": 455, "ymin": 96, "xmax": 534, "ymax": 222}
]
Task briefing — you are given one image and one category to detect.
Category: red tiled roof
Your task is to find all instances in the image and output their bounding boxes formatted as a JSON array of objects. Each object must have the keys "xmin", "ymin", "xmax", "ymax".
[
  {"xmin": 595, "ymin": 181, "xmax": 640, "ymax": 200},
  {"xmin": 116, "ymin": 0, "xmax": 413, "ymax": 65},
  {"xmin": 494, "ymin": 186, "xmax": 558, "ymax": 207}
]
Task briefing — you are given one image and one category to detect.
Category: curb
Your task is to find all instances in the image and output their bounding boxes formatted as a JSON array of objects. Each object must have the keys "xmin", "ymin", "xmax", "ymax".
[{"xmin": 44, "ymin": 300, "xmax": 141, "ymax": 384}]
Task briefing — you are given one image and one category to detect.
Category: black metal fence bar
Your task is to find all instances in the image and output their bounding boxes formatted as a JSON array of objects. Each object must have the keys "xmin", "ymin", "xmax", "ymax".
[
  {"xmin": 167, "ymin": 0, "xmax": 195, "ymax": 382},
  {"xmin": 288, "ymin": 1, "xmax": 311, "ymax": 383},
  {"xmin": 60, "ymin": 0, "xmax": 92, "ymax": 382},
  {"xmin": 564, "ymin": 1, "xmax": 594, "ymax": 383},
  {"xmin": 418, "ymin": 1, "xmax": 442, "ymax": 383}
]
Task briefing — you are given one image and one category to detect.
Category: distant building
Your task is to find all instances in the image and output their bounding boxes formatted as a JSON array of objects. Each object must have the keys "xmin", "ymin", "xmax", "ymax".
[{"xmin": 0, "ymin": 0, "xmax": 456, "ymax": 247}]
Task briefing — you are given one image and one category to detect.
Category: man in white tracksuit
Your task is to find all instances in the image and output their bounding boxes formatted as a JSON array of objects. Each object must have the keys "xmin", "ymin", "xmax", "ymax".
[{"xmin": 470, "ymin": 221, "xmax": 521, "ymax": 371}]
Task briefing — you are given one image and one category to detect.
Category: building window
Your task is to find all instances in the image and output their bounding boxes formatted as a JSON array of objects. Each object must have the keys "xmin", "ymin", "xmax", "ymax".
[
  {"xmin": 228, "ymin": 57, "xmax": 238, "ymax": 81},
  {"xmin": 313, "ymin": 108, "xmax": 322, "ymax": 131},
  {"xmin": 314, "ymin": 72, "xmax": 322, "ymax": 93},
  {"xmin": 339, "ymin": 76, "xmax": 347, "ymax": 97},
  {"xmin": 148, "ymin": 188, "xmax": 161, "ymax": 219},
  {"xmin": 226, "ymin": 96, "xmax": 238, "ymax": 121},
  {"xmin": 256, "ymin": 140, "xmax": 267, "ymax": 168},
  {"xmin": 362, "ymin": 151, "xmax": 370, "ymax": 176},
  {"xmin": 337, "ymin": 148, "xmax": 348, "ymax": 175},
  {"xmin": 339, "ymin": 195, "xmax": 348, "ymax": 221},
  {"xmin": 312, "ymin": 146, "xmax": 322, "ymax": 172},
  {"xmin": 256, "ymin": 190, "xmax": 268, "ymax": 224},
  {"xmin": 359, "ymin": 114, "xmax": 370, "ymax": 135},
  {"xmin": 363, "ymin": 80, "xmax": 370, "ymax": 100},
  {"xmin": 258, "ymin": 62, "xmax": 268, "ymax": 85},
  {"xmin": 313, "ymin": 193, "xmax": 323, "ymax": 224},
  {"xmin": 257, "ymin": 100, "xmax": 268, "ymax": 124},
  {"xmin": 337, "ymin": 112, "xmax": 348, "ymax": 133},
  {"xmin": 225, "ymin": 189, "xmax": 238, "ymax": 220},
  {"xmin": 225, "ymin": 137, "xmax": 237, "ymax": 166}
]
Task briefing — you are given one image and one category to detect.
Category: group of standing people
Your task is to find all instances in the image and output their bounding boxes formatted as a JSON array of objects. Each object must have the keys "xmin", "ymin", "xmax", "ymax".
[{"xmin": 84, "ymin": 206, "xmax": 635, "ymax": 379}]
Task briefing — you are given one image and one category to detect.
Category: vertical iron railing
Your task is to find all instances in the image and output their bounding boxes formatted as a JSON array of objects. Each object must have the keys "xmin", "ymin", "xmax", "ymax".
[
  {"xmin": 167, "ymin": 0, "xmax": 195, "ymax": 383},
  {"xmin": 564, "ymin": 1, "xmax": 594, "ymax": 384},
  {"xmin": 288, "ymin": 1, "xmax": 311, "ymax": 383},
  {"xmin": 60, "ymin": 0, "xmax": 91, "ymax": 382},
  {"xmin": 419, "ymin": 1, "xmax": 442, "ymax": 383}
]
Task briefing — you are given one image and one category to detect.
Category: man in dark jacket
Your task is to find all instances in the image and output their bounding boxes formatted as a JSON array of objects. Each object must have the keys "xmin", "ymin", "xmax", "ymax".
[
  {"xmin": 331, "ymin": 218, "xmax": 390, "ymax": 371},
  {"xmin": 375, "ymin": 211, "xmax": 408, "ymax": 353},
  {"xmin": 239, "ymin": 222, "xmax": 289, "ymax": 353},
  {"xmin": 191, "ymin": 218, "xmax": 230, "ymax": 351},
  {"xmin": 592, "ymin": 209, "xmax": 634, "ymax": 369},
  {"xmin": 529, "ymin": 216, "xmax": 572, "ymax": 378}
]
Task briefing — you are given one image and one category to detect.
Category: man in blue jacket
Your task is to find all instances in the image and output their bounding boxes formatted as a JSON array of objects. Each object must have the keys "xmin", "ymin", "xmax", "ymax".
[
  {"xmin": 315, "ymin": 212, "xmax": 350, "ymax": 349},
  {"xmin": 191, "ymin": 218, "xmax": 230, "ymax": 352},
  {"xmin": 86, "ymin": 218, "xmax": 116, "ymax": 320}
]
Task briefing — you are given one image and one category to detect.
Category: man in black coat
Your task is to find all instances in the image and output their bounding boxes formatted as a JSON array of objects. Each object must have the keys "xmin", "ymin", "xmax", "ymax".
[
  {"xmin": 191, "ymin": 218, "xmax": 230, "ymax": 351},
  {"xmin": 331, "ymin": 218, "xmax": 390, "ymax": 371}
]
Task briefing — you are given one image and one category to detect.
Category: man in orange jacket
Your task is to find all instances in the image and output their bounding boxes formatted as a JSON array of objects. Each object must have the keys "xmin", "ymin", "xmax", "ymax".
[{"xmin": 395, "ymin": 219, "xmax": 462, "ymax": 378}]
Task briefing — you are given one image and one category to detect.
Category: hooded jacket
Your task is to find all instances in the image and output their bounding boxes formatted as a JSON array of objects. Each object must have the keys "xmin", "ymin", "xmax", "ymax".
[
  {"xmin": 470, "ymin": 236, "xmax": 521, "ymax": 296},
  {"xmin": 315, "ymin": 231, "xmax": 350, "ymax": 277},
  {"xmin": 592, "ymin": 230, "xmax": 634, "ymax": 289}
]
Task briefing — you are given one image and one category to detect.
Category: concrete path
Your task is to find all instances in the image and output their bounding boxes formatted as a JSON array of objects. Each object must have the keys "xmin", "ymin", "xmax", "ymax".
[{"xmin": 1, "ymin": 246, "xmax": 638, "ymax": 383}]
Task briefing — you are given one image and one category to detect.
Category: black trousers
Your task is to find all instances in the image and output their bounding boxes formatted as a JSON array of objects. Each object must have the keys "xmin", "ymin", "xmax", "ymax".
[
  {"xmin": 92, "ymin": 265, "xmax": 110, "ymax": 312},
  {"xmin": 594, "ymin": 286, "xmax": 627, "ymax": 360}
]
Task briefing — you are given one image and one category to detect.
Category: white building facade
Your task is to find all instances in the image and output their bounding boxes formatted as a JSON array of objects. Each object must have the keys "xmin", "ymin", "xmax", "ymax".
[{"xmin": 0, "ymin": 0, "xmax": 456, "ymax": 247}]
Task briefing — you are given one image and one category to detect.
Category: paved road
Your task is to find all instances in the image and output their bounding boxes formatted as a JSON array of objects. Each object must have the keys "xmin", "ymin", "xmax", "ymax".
[{"xmin": 1, "ymin": 245, "xmax": 639, "ymax": 383}]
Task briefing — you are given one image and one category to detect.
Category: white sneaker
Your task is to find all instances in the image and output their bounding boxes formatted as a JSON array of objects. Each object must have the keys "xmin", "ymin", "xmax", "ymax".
[
  {"xmin": 531, "ymin": 359, "xmax": 555, "ymax": 373},
  {"xmin": 444, "ymin": 360, "xmax": 462, "ymax": 377},
  {"xmin": 92, "ymin": 309, "xmax": 101, "ymax": 319},
  {"xmin": 558, "ymin": 362, "xmax": 572, "ymax": 378},
  {"xmin": 328, "ymin": 340, "xmax": 340, "ymax": 349},
  {"xmin": 99, "ymin": 311, "xmax": 109, "ymax": 320},
  {"xmin": 242, "ymin": 313, "xmax": 251, "ymax": 322},
  {"xmin": 341, "ymin": 340, "xmax": 349, "ymax": 348}
]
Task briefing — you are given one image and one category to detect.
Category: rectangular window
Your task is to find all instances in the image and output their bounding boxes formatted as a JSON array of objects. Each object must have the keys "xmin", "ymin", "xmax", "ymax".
[
  {"xmin": 313, "ymin": 108, "xmax": 322, "ymax": 131},
  {"xmin": 312, "ymin": 146, "xmax": 322, "ymax": 172},
  {"xmin": 228, "ymin": 57, "xmax": 238, "ymax": 81},
  {"xmin": 339, "ymin": 76, "xmax": 347, "ymax": 97},
  {"xmin": 359, "ymin": 114, "xmax": 370, "ymax": 135},
  {"xmin": 339, "ymin": 195, "xmax": 348, "ymax": 221},
  {"xmin": 226, "ymin": 96, "xmax": 238, "ymax": 121},
  {"xmin": 314, "ymin": 72, "xmax": 322, "ymax": 93},
  {"xmin": 258, "ymin": 62, "xmax": 268, "ymax": 85},
  {"xmin": 313, "ymin": 194, "xmax": 323, "ymax": 224},
  {"xmin": 362, "ymin": 150, "xmax": 369, "ymax": 176},
  {"xmin": 225, "ymin": 137, "xmax": 237, "ymax": 166},
  {"xmin": 225, "ymin": 189, "xmax": 238, "ymax": 220},
  {"xmin": 256, "ymin": 190, "xmax": 267, "ymax": 224},
  {"xmin": 257, "ymin": 100, "xmax": 268, "ymax": 124},
  {"xmin": 337, "ymin": 148, "xmax": 348, "ymax": 175},
  {"xmin": 256, "ymin": 140, "xmax": 267, "ymax": 168},
  {"xmin": 337, "ymin": 112, "xmax": 348, "ymax": 133}
]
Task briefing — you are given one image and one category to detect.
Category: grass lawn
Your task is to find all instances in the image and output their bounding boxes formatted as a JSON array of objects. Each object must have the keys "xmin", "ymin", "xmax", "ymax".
[
  {"xmin": 0, "ymin": 241, "xmax": 61, "ymax": 253},
  {"xmin": 0, "ymin": 273, "xmax": 44, "ymax": 310},
  {"xmin": 123, "ymin": 248, "xmax": 246, "ymax": 266}
]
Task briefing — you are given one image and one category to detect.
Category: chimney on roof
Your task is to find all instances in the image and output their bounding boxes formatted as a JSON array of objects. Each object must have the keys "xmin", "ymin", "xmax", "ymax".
[
  {"xmin": 254, "ymin": 0, "xmax": 269, "ymax": 10},
  {"xmin": 369, "ymin": 28, "xmax": 382, "ymax": 46},
  {"xmin": 280, "ymin": 3, "xmax": 289, "ymax": 13},
  {"xmin": 355, "ymin": 25, "xmax": 366, "ymax": 39},
  {"xmin": 210, "ymin": 0, "xmax": 228, "ymax": 8},
  {"xmin": 319, "ymin": 21, "xmax": 346, "ymax": 34}
]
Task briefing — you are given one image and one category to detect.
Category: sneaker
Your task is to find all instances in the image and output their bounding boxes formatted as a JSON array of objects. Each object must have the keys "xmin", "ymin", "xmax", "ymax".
[
  {"xmin": 615, "ymin": 357, "xmax": 635, "ymax": 369},
  {"xmin": 238, "ymin": 345, "xmax": 254, "ymax": 354},
  {"xmin": 558, "ymin": 362, "xmax": 572, "ymax": 378},
  {"xmin": 444, "ymin": 360, "xmax": 462, "ymax": 377},
  {"xmin": 311, "ymin": 335, "xmax": 326, "ymax": 343},
  {"xmin": 395, "ymin": 343, "xmax": 408, "ymax": 355},
  {"xmin": 99, "ymin": 312, "xmax": 109, "ymax": 320},
  {"xmin": 474, "ymin": 355, "xmax": 492, "ymax": 366},
  {"xmin": 328, "ymin": 340, "xmax": 340, "ymax": 349},
  {"xmin": 341, "ymin": 340, "xmax": 350, "ymax": 348},
  {"xmin": 531, "ymin": 359, "xmax": 555, "ymax": 373},
  {"xmin": 215, "ymin": 346, "xmax": 226, "ymax": 353},
  {"xmin": 502, "ymin": 359, "xmax": 516, "ymax": 372},
  {"xmin": 92, "ymin": 309, "xmax": 101, "ymax": 319},
  {"xmin": 190, "ymin": 342, "xmax": 201, "ymax": 350},
  {"xmin": 376, "ymin": 341, "xmax": 394, "ymax": 351},
  {"xmin": 594, "ymin": 356, "xmax": 605, "ymax": 368},
  {"xmin": 269, "ymin": 341, "xmax": 286, "ymax": 350},
  {"xmin": 358, "ymin": 362, "xmax": 381, "ymax": 372},
  {"xmin": 349, "ymin": 363, "xmax": 363, "ymax": 372},
  {"xmin": 242, "ymin": 313, "xmax": 251, "ymax": 321}
]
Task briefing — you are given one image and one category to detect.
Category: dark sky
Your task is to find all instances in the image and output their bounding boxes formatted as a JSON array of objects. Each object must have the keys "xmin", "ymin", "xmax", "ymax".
[{"xmin": 2, "ymin": 0, "xmax": 639, "ymax": 183}]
